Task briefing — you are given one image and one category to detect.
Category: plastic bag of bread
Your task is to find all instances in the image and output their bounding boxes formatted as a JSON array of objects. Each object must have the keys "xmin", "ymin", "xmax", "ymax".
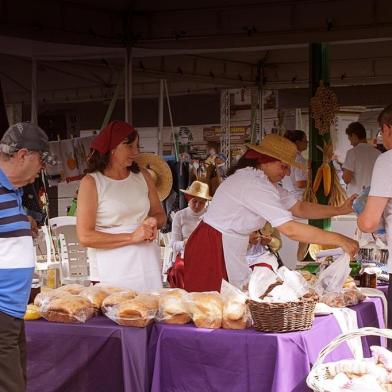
[
  {"xmin": 220, "ymin": 280, "xmax": 251, "ymax": 330},
  {"xmin": 105, "ymin": 293, "xmax": 159, "ymax": 327},
  {"xmin": 79, "ymin": 286, "xmax": 111, "ymax": 312},
  {"xmin": 320, "ymin": 288, "xmax": 366, "ymax": 308},
  {"xmin": 101, "ymin": 290, "xmax": 138, "ymax": 313},
  {"xmin": 56, "ymin": 284, "xmax": 86, "ymax": 295},
  {"xmin": 186, "ymin": 291, "xmax": 223, "ymax": 329},
  {"xmin": 34, "ymin": 289, "xmax": 69, "ymax": 308},
  {"xmin": 300, "ymin": 270, "xmax": 318, "ymax": 287},
  {"xmin": 40, "ymin": 294, "xmax": 95, "ymax": 323},
  {"xmin": 95, "ymin": 284, "xmax": 130, "ymax": 294},
  {"xmin": 156, "ymin": 288, "xmax": 191, "ymax": 324},
  {"xmin": 24, "ymin": 304, "xmax": 41, "ymax": 320}
]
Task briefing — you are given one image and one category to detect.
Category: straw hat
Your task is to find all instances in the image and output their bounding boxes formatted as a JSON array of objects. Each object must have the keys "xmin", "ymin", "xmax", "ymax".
[
  {"xmin": 135, "ymin": 153, "xmax": 173, "ymax": 201},
  {"xmin": 246, "ymin": 134, "xmax": 305, "ymax": 170},
  {"xmin": 180, "ymin": 181, "xmax": 212, "ymax": 201}
]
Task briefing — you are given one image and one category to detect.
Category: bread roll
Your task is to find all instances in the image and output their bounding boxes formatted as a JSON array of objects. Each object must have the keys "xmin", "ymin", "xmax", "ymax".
[
  {"xmin": 188, "ymin": 292, "xmax": 223, "ymax": 329},
  {"xmin": 41, "ymin": 295, "xmax": 95, "ymax": 323},
  {"xmin": 159, "ymin": 289, "xmax": 191, "ymax": 324}
]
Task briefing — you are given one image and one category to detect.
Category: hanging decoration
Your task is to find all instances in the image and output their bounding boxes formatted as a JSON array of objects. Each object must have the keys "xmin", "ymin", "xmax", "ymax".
[{"xmin": 310, "ymin": 81, "xmax": 339, "ymax": 135}]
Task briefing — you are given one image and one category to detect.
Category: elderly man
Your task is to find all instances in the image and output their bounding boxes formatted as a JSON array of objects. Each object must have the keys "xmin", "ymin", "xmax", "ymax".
[
  {"xmin": 358, "ymin": 105, "xmax": 392, "ymax": 332},
  {"xmin": 0, "ymin": 122, "xmax": 52, "ymax": 392}
]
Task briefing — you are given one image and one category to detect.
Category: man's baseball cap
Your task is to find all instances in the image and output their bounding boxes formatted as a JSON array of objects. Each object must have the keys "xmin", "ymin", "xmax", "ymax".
[{"xmin": 0, "ymin": 122, "xmax": 56, "ymax": 165}]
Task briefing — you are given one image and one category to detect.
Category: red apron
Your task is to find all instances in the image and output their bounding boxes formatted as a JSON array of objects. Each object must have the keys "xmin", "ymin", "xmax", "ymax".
[
  {"xmin": 184, "ymin": 221, "xmax": 228, "ymax": 292},
  {"xmin": 167, "ymin": 255, "xmax": 185, "ymax": 289}
]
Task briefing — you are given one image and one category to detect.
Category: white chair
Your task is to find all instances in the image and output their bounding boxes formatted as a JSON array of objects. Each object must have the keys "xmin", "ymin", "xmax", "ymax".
[
  {"xmin": 49, "ymin": 216, "xmax": 89, "ymax": 284},
  {"xmin": 159, "ymin": 231, "xmax": 174, "ymax": 283}
]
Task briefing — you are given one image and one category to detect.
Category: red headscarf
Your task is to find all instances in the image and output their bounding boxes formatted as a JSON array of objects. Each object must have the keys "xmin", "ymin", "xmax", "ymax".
[
  {"xmin": 90, "ymin": 121, "xmax": 136, "ymax": 153},
  {"xmin": 243, "ymin": 149, "xmax": 280, "ymax": 164}
]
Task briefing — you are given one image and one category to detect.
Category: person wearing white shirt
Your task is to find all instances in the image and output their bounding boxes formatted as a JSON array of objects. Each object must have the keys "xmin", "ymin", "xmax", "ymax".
[
  {"xmin": 282, "ymin": 130, "xmax": 308, "ymax": 200},
  {"xmin": 358, "ymin": 104, "xmax": 392, "ymax": 333},
  {"xmin": 343, "ymin": 122, "xmax": 381, "ymax": 196},
  {"xmin": 184, "ymin": 134, "xmax": 359, "ymax": 292},
  {"xmin": 167, "ymin": 181, "xmax": 211, "ymax": 288}
]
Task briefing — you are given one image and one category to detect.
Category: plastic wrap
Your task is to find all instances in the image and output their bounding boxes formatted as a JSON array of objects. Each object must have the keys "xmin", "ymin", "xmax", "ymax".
[
  {"xmin": 320, "ymin": 288, "xmax": 366, "ymax": 308},
  {"xmin": 315, "ymin": 253, "xmax": 351, "ymax": 295},
  {"xmin": 103, "ymin": 292, "xmax": 159, "ymax": 328},
  {"xmin": 56, "ymin": 283, "xmax": 86, "ymax": 295},
  {"xmin": 79, "ymin": 286, "xmax": 111, "ymax": 311},
  {"xmin": 40, "ymin": 294, "xmax": 95, "ymax": 323},
  {"xmin": 24, "ymin": 304, "xmax": 41, "ymax": 320},
  {"xmin": 101, "ymin": 290, "xmax": 138, "ymax": 311},
  {"xmin": 186, "ymin": 291, "xmax": 223, "ymax": 329},
  {"xmin": 220, "ymin": 280, "xmax": 251, "ymax": 330},
  {"xmin": 156, "ymin": 288, "xmax": 191, "ymax": 325}
]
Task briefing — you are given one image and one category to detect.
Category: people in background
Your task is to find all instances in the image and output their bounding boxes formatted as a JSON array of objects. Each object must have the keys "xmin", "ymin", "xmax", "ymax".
[
  {"xmin": 358, "ymin": 104, "xmax": 392, "ymax": 335},
  {"xmin": 184, "ymin": 134, "xmax": 358, "ymax": 292},
  {"xmin": 76, "ymin": 121, "xmax": 166, "ymax": 290},
  {"xmin": 282, "ymin": 130, "xmax": 308, "ymax": 200},
  {"xmin": 0, "ymin": 122, "xmax": 52, "ymax": 392},
  {"xmin": 343, "ymin": 121, "xmax": 380, "ymax": 196},
  {"xmin": 167, "ymin": 181, "xmax": 211, "ymax": 288}
]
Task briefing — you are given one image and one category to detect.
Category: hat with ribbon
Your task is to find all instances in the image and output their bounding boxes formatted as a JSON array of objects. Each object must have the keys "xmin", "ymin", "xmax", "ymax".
[
  {"xmin": 245, "ymin": 134, "xmax": 305, "ymax": 170},
  {"xmin": 180, "ymin": 180, "xmax": 212, "ymax": 201},
  {"xmin": 91, "ymin": 121, "xmax": 136, "ymax": 154}
]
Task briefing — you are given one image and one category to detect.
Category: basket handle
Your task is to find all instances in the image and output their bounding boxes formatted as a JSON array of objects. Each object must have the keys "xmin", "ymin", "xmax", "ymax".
[{"xmin": 308, "ymin": 327, "xmax": 392, "ymax": 382}]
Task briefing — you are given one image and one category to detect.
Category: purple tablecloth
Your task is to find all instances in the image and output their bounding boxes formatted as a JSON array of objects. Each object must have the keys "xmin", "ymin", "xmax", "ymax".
[
  {"xmin": 26, "ymin": 317, "xmax": 152, "ymax": 392},
  {"xmin": 149, "ymin": 299, "xmax": 384, "ymax": 392}
]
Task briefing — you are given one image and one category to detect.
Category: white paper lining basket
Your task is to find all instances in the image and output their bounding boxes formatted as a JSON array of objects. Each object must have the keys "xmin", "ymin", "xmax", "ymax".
[{"xmin": 306, "ymin": 327, "xmax": 392, "ymax": 392}]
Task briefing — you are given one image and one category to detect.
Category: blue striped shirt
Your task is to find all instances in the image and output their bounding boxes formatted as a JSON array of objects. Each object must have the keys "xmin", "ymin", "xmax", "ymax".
[{"xmin": 0, "ymin": 168, "xmax": 34, "ymax": 318}]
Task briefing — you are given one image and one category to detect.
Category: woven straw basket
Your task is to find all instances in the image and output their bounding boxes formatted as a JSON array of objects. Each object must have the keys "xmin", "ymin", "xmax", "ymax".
[
  {"xmin": 247, "ymin": 295, "xmax": 318, "ymax": 332},
  {"xmin": 307, "ymin": 327, "xmax": 392, "ymax": 391}
]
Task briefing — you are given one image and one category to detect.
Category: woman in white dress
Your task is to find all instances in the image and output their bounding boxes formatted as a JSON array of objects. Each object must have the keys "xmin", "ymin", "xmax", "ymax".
[{"xmin": 76, "ymin": 121, "xmax": 166, "ymax": 290}]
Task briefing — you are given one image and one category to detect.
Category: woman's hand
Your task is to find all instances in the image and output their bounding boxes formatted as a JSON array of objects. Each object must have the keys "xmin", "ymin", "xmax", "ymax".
[
  {"xmin": 142, "ymin": 217, "xmax": 158, "ymax": 240},
  {"xmin": 132, "ymin": 224, "xmax": 155, "ymax": 243},
  {"xmin": 338, "ymin": 194, "xmax": 357, "ymax": 215},
  {"xmin": 339, "ymin": 236, "xmax": 359, "ymax": 259},
  {"xmin": 249, "ymin": 231, "xmax": 261, "ymax": 245}
]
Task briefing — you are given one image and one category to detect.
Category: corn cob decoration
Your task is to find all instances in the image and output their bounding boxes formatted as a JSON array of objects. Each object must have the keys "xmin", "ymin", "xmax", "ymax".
[
  {"xmin": 303, "ymin": 164, "xmax": 318, "ymax": 203},
  {"xmin": 311, "ymin": 141, "xmax": 334, "ymax": 198},
  {"xmin": 327, "ymin": 167, "xmax": 347, "ymax": 207}
]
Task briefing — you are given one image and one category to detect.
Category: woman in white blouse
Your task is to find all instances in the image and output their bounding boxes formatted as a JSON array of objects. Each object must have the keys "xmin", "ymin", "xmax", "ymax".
[
  {"xmin": 184, "ymin": 134, "xmax": 359, "ymax": 292},
  {"xmin": 167, "ymin": 181, "xmax": 211, "ymax": 288}
]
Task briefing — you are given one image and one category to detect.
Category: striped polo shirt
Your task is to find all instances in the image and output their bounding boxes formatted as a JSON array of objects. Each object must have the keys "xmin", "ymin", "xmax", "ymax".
[{"xmin": 0, "ymin": 168, "xmax": 34, "ymax": 318}]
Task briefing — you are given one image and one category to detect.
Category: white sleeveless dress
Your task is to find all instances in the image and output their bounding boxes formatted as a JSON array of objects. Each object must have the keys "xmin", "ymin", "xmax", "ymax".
[{"xmin": 87, "ymin": 171, "xmax": 162, "ymax": 291}]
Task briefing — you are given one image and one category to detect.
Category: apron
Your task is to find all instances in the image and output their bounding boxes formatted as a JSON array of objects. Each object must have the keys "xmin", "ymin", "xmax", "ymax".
[
  {"xmin": 221, "ymin": 232, "xmax": 251, "ymax": 289},
  {"xmin": 94, "ymin": 225, "xmax": 162, "ymax": 291}
]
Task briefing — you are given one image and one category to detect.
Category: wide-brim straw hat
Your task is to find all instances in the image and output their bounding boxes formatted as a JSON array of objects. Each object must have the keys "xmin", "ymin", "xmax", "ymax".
[
  {"xmin": 246, "ymin": 134, "xmax": 306, "ymax": 170},
  {"xmin": 180, "ymin": 180, "xmax": 212, "ymax": 201},
  {"xmin": 135, "ymin": 153, "xmax": 173, "ymax": 201}
]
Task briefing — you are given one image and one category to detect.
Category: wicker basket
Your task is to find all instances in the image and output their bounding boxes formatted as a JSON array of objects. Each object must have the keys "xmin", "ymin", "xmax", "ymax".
[
  {"xmin": 247, "ymin": 295, "xmax": 318, "ymax": 332},
  {"xmin": 307, "ymin": 327, "xmax": 392, "ymax": 391}
]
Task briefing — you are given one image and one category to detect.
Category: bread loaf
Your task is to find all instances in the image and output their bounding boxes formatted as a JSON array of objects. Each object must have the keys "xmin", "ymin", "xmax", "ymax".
[
  {"xmin": 158, "ymin": 289, "xmax": 191, "ymax": 324},
  {"xmin": 222, "ymin": 300, "xmax": 248, "ymax": 330},
  {"xmin": 114, "ymin": 298, "xmax": 157, "ymax": 327},
  {"xmin": 188, "ymin": 292, "xmax": 223, "ymax": 329},
  {"xmin": 80, "ymin": 286, "xmax": 110, "ymax": 311},
  {"xmin": 56, "ymin": 284, "xmax": 85, "ymax": 295},
  {"xmin": 101, "ymin": 291, "xmax": 138, "ymax": 311},
  {"xmin": 41, "ymin": 294, "xmax": 95, "ymax": 323}
]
